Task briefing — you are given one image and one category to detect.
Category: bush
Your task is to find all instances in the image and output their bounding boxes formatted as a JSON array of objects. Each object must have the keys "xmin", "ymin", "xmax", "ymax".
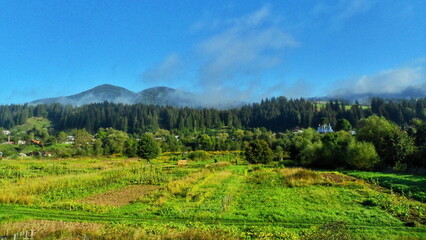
[
  {"xmin": 137, "ymin": 134, "xmax": 161, "ymax": 161},
  {"xmin": 361, "ymin": 198, "xmax": 378, "ymax": 207},
  {"xmin": 0, "ymin": 144, "xmax": 18, "ymax": 157},
  {"xmin": 188, "ymin": 150, "xmax": 209, "ymax": 161},
  {"xmin": 299, "ymin": 141, "xmax": 323, "ymax": 166},
  {"xmin": 206, "ymin": 161, "xmax": 231, "ymax": 169},
  {"xmin": 357, "ymin": 115, "xmax": 414, "ymax": 166},
  {"xmin": 280, "ymin": 168, "xmax": 325, "ymax": 187},
  {"xmin": 346, "ymin": 141, "xmax": 380, "ymax": 170},
  {"xmin": 247, "ymin": 169, "xmax": 284, "ymax": 186},
  {"xmin": 244, "ymin": 139, "xmax": 273, "ymax": 164},
  {"xmin": 405, "ymin": 221, "xmax": 421, "ymax": 228}
]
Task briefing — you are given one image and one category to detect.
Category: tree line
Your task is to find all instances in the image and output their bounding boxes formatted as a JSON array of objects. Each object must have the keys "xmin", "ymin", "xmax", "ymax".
[
  {"xmin": 1, "ymin": 115, "xmax": 426, "ymax": 170},
  {"xmin": 1, "ymin": 97, "xmax": 425, "ymax": 133},
  {"xmin": 247, "ymin": 115, "xmax": 426, "ymax": 169}
]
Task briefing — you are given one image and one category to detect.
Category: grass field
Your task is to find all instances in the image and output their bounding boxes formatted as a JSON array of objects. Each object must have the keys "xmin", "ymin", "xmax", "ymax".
[
  {"xmin": 0, "ymin": 154, "xmax": 425, "ymax": 239},
  {"xmin": 314, "ymin": 101, "xmax": 370, "ymax": 110},
  {"xmin": 344, "ymin": 170, "xmax": 426, "ymax": 202}
]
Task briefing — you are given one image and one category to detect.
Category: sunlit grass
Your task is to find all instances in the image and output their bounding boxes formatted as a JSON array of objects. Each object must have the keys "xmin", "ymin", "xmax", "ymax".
[
  {"xmin": 1, "ymin": 153, "xmax": 426, "ymax": 239},
  {"xmin": 344, "ymin": 170, "xmax": 426, "ymax": 202}
]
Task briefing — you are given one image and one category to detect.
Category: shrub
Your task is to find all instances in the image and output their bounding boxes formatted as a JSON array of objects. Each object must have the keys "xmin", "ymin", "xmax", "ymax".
[
  {"xmin": 0, "ymin": 144, "xmax": 18, "ymax": 157},
  {"xmin": 299, "ymin": 141, "xmax": 323, "ymax": 166},
  {"xmin": 346, "ymin": 141, "xmax": 380, "ymax": 170},
  {"xmin": 280, "ymin": 168, "xmax": 324, "ymax": 187},
  {"xmin": 188, "ymin": 150, "xmax": 209, "ymax": 161},
  {"xmin": 247, "ymin": 169, "xmax": 284, "ymax": 186},
  {"xmin": 206, "ymin": 161, "xmax": 231, "ymax": 169},
  {"xmin": 244, "ymin": 139, "xmax": 273, "ymax": 164},
  {"xmin": 361, "ymin": 198, "xmax": 378, "ymax": 207},
  {"xmin": 405, "ymin": 221, "xmax": 421, "ymax": 228},
  {"xmin": 357, "ymin": 115, "xmax": 414, "ymax": 166},
  {"xmin": 137, "ymin": 134, "xmax": 161, "ymax": 161}
]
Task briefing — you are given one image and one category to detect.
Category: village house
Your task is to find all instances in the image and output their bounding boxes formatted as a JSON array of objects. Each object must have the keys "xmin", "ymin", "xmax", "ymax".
[
  {"xmin": 317, "ymin": 123, "xmax": 334, "ymax": 134},
  {"xmin": 2, "ymin": 130, "xmax": 11, "ymax": 135},
  {"xmin": 292, "ymin": 129, "xmax": 303, "ymax": 134},
  {"xmin": 64, "ymin": 135, "xmax": 75, "ymax": 144}
]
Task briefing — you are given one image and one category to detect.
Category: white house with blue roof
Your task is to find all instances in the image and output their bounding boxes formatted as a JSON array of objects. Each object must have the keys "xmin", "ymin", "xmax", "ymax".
[{"xmin": 317, "ymin": 123, "xmax": 333, "ymax": 134}]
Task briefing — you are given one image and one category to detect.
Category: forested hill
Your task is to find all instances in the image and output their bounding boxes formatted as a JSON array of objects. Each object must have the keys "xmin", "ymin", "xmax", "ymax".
[{"xmin": 1, "ymin": 97, "xmax": 426, "ymax": 133}]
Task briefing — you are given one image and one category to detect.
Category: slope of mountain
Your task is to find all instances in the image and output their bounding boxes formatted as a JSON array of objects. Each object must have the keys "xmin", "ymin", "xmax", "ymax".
[
  {"xmin": 30, "ymin": 84, "xmax": 200, "ymax": 107},
  {"xmin": 137, "ymin": 86, "xmax": 198, "ymax": 107},
  {"xmin": 31, "ymin": 84, "xmax": 137, "ymax": 106}
]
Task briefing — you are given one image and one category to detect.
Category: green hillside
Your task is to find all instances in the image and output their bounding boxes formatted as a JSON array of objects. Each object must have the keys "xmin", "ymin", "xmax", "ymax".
[{"xmin": 11, "ymin": 117, "xmax": 51, "ymax": 134}]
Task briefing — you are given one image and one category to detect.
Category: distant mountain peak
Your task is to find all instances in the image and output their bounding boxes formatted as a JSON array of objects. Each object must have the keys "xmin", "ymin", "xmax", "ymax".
[
  {"xmin": 81, "ymin": 84, "xmax": 135, "ymax": 93},
  {"xmin": 30, "ymin": 84, "xmax": 247, "ymax": 109},
  {"xmin": 30, "ymin": 84, "xmax": 199, "ymax": 107}
]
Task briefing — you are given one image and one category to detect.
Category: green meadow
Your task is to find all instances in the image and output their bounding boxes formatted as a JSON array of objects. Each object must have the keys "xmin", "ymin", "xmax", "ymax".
[
  {"xmin": 344, "ymin": 170, "xmax": 426, "ymax": 202},
  {"xmin": 1, "ymin": 153, "xmax": 425, "ymax": 239}
]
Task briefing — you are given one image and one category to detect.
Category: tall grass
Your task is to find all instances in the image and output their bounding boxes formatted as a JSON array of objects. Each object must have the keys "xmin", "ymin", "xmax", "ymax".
[
  {"xmin": 1, "ymin": 156, "xmax": 426, "ymax": 239},
  {"xmin": 167, "ymin": 169, "xmax": 210, "ymax": 196},
  {"xmin": 0, "ymin": 168, "xmax": 132, "ymax": 205},
  {"xmin": 130, "ymin": 164, "xmax": 170, "ymax": 185},
  {"xmin": 0, "ymin": 220, "xmax": 240, "ymax": 240},
  {"xmin": 280, "ymin": 168, "xmax": 325, "ymax": 187},
  {"xmin": 247, "ymin": 168, "xmax": 325, "ymax": 187},
  {"xmin": 186, "ymin": 171, "xmax": 232, "ymax": 204}
]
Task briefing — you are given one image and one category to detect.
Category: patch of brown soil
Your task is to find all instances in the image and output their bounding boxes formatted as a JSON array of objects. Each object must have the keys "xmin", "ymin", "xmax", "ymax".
[
  {"xmin": 82, "ymin": 185, "xmax": 159, "ymax": 207},
  {"xmin": 321, "ymin": 172, "xmax": 356, "ymax": 183}
]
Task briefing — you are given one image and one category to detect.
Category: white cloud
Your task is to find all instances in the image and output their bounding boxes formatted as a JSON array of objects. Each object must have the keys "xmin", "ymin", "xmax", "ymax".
[
  {"xmin": 195, "ymin": 6, "xmax": 298, "ymax": 98},
  {"xmin": 336, "ymin": 0, "xmax": 375, "ymax": 20},
  {"xmin": 141, "ymin": 54, "xmax": 182, "ymax": 84},
  {"xmin": 330, "ymin": 59, "xmax": 426, "ymax": 96},
  {"xmin": 229, "ymin": 5, "xmax": 271, "ymax": 27},
  {"xmin": 308, "ymin": 0, "xmax": 377, "ymax": 30},
  {"xmin": 352, "ymin": 67, "xmax": 422, "ymax": 94},
  {"xmin": 140, "ymin": 6, "xmax": 299, "ymax": 107}
]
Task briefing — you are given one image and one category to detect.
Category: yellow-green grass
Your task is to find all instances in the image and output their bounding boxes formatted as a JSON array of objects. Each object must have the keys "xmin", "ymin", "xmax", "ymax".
[{"xmin": 1, "ymin": 155, "xmax": 426, "ymax": 239}]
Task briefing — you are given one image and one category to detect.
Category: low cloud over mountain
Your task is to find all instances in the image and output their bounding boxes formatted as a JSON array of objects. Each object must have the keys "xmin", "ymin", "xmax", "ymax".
[
  {"xmin": 30, "ymin": 84, "xmax": 244, "ymax": 109},
  {"xmin": 328, "ymin": 60, "xmax": 426, "ymax": 102}
]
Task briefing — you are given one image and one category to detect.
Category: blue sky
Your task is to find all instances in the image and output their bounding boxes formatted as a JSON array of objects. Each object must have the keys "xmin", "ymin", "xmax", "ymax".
[{"xmin": 0, "ymin": 0, "xmax": 425, "ymax": 104}]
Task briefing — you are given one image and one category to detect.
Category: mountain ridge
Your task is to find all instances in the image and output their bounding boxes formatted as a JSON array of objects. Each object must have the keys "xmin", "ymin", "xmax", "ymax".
[
  {"xmin": 30, "ymin": 83, "xmax": 426, "ymax": 107},
  {"xmin": 30, "ymin": 84, "xmax": 195, "ymax": 107}
]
